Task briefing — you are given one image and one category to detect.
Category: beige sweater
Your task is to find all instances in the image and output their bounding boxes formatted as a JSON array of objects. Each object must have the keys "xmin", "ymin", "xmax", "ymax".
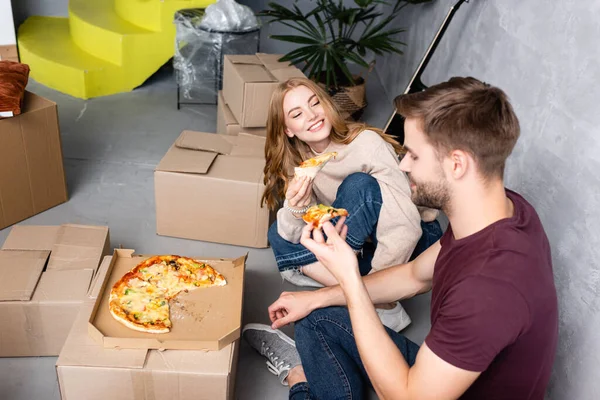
[{"xmin": 277, "ymin": 130, "xmax": 424, "ymax": 271}]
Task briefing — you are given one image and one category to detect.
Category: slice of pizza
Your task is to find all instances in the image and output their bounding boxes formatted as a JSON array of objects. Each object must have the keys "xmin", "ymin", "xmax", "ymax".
[
  {"xmin": 294, "ymin": 152, "xmax": 338, "ymax": 179},
  {"xmin": 109, "ymin": 255, "xmax": 227, "ymax": 334},
  {"xmin": 303, "ymin": 204, "xmax": 349, "ymax": 229}
]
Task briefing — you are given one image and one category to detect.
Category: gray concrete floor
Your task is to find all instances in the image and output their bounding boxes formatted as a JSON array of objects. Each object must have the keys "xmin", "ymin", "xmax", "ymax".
[{"xmin": 0, "ymin": 65, "xmax": 432, "ymax": 400}]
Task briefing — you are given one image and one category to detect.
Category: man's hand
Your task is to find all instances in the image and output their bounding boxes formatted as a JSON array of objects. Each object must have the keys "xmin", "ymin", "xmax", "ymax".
[
  {"xmin": 300, "ymin": 220, "xmax": 361, "ymax": 287},
  {"xmin": 268, "ymin": 291, "xmax": 319, "ymax": 329}
]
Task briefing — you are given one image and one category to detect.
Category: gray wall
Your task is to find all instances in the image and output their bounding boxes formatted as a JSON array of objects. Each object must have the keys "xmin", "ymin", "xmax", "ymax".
[{"xmin": 376, "ymin": 1, "xmax": 600, "ymax": 399}]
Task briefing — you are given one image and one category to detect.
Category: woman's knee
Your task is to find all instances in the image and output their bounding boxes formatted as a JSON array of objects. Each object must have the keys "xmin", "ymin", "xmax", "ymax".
[{"xmin": 337, "ymin": 173, "xmax": 381, "ymax": 202}]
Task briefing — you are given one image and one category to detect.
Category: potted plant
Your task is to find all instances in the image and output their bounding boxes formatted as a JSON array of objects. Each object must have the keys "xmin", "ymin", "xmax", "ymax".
[{"xmin": 259, "ymin": 0, "xmax": 432, "ymax": 120}]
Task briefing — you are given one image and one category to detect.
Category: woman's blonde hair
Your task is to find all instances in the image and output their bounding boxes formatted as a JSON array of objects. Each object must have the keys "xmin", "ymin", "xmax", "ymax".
[{"xmin": 261, "ymin": 77, "xmax": 404, "ymax": 210}]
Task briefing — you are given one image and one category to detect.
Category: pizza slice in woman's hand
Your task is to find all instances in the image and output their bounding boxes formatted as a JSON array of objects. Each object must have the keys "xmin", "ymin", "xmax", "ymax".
[{"xmin": 294, "ymin": 152, "xmax": 338, "ymax": 179}]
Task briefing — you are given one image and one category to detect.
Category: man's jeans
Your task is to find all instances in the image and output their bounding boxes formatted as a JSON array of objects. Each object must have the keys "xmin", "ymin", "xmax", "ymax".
[
  {"xmin": 289, "ymin": 306, "xmax": 420, "ymax": 399},
  {"xmin": 269, "ymin": 172, "xmax": 443, "ymax": 276}
]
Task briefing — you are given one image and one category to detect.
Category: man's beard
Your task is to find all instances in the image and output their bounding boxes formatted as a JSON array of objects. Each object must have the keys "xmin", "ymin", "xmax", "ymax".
[{"xmin": 408, "ymin": 174, "xmax": 451, "ymax": 211}]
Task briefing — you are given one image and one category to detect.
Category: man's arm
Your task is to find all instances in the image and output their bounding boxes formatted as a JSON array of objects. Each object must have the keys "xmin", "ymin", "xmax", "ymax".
[
  {"xmin": 343, "ymin": 273, "xmax": 479, "ymax": 400},
  {"xmin": 268, "ymin": 240, "xmax": 440, "ymax": 329},
  {"xmin": 301, "ymin": 223, "xmax": 479, "ymax": 399},
  {"xmin": 315, "ymin": 239, "xmax": 440, "ymax": 308}
]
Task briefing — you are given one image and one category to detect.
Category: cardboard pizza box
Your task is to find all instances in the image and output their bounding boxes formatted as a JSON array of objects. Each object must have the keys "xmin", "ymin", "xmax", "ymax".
[
  {"xmin": 217, "ymin": 91, "xmax": 267, "ymax": 137},
  {"xmin": 0, "ymin": 91, "xmax": 68, "ymax": 228},
  {"xmin": 0, "ymin": 224, "xmax": 110, "ymax": 357},
  {"xmin": 88, "ymin": 249, "xmax": 246, "ymax": 351},
  {"xmin": 222, "ymin": 53, "xmax": 305, "ymax": 127},
  {"xmin": 155, "ymin": 130, "xmax": 273, "ymax": 248},
  {"xmin": 57, "ymin": 301, "xmax": 239, "ymax": 400}
]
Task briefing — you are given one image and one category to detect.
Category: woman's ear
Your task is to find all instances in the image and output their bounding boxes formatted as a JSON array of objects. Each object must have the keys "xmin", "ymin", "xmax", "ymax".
[{"xmin": 284, "ymin": 128, "xmax": 294, "ymax": 138}]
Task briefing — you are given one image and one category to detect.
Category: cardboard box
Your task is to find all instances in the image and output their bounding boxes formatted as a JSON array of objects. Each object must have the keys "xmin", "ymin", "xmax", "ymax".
[
  {"xmin": 0, "ymin": 91, "xmax": 67, "ymax": 229},
  {"xmin": 57, "ymin": 302, "xmax": 240, "ymax": 400},
  {"xmin": 0, "ymin": 224, "xmax": 110, "ymax": 357},
  {"xmin": 88, "ymin": 249, "xmax": 246, "ymax": 351},
  {"xmin": 0, "ymin": 45, "xmax": 18, "ymax": 62},
  {"xmin": 217, "ymin": 91, "xmax": 267, "ymax": 137},
  {"xmin": 155, "ymin": 130, "xmax": 271, "ymax": 248},
  {"xmin": 222, "ymin": 53, "xmax": 305, "ymax": 128}
]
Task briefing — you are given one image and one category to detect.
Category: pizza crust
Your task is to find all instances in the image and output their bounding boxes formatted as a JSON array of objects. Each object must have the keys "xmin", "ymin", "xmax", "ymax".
[
  {"xmin": 294, "ymin": 165, "xmax": 323, "ymax": 179},
  {"xmin": 109, "ymin": 304, "xmax": 170, "ymax": 334},
  {"xmin": 294, "ymin": 152, "xmax": 337, "ymax": 179}
]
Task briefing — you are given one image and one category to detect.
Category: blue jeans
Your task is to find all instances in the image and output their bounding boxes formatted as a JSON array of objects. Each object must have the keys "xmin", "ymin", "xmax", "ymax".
[
  {"xmin": 269, "ymin": 173, "xmax": 382, "ymax": 276},
  {"xmin": 269, "ymin": 172, "xmax": 443, "ymax": 276},
  {"xmin": 289, "ymin": 307, "xmax": 420, "ymax": 399}
]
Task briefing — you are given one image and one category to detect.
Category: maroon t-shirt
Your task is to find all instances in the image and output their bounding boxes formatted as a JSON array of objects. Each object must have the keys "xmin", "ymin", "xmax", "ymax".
[{"xmin": 425, "ymin": 190, "xmax": 558, "ymax": 399}]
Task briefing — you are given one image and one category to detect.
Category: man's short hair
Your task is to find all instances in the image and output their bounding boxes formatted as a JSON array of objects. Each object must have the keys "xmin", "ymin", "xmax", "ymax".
[{"xmin": 395, "ymin": 77, "xmax": 520, "ymax": 179}]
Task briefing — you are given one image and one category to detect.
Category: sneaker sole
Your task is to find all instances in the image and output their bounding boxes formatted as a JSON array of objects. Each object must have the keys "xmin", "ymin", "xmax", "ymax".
[{"xmin": 242, "ymin": 323, "xmax": 296, "ymax": 347}]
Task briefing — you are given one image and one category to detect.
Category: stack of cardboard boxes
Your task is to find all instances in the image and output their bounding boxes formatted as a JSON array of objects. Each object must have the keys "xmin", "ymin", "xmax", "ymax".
[
  {"xmin": 0, "ymin": 224, "xmax": 110, "ymax": 357},
  {"xmin": 156, "ymin": 53, "xmax": 305, "ymax": 248},
  {"xmin": 217, "ymin": 53, "xmax": 305, "ymax": 137}
]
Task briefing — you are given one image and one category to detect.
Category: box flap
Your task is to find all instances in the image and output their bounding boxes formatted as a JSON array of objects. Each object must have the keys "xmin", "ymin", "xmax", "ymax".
[
  {"xmin": 0, "ymin": 250, "xmax": 50, "ymax": 301},
  {"xmin": 31, "ymin": 269, "xmax": 94, "ymax": 302},
  {"xmin": 88, "ymin": 255, "xmax": 113, "ymax": 299},
  {"xmin": 225, "ymin": 54, "xmax": 262, "ymax": 65},
  {"xmin": 270, "ymin": 67, "xmax": 306, "ymax": 82},
  {"xmin": 219, "ymin": 91, "xmax": 237, "ymax": 126},
  {"xmin": 47, "ymin": 225, "xmax": 109, "ymax": 271},
  {"xmin": 157, "ymin": 131, "xmax": 265, "ymax": 175},
  {"xmin": 175, "ymin": 130, "xmax": 233, "ymax": 155},
  {"xmin": 58, "ymin": 302, "xmax": 148, "ymax": 369},
  {"xmin": 1, "ymin": 225, "xmax": 61, "ymax": 251},
  {"xmin": 255, "ymin": 53, "xmax": 293, "ymax": 71},
  {"xmin": 225, "ymin": 54, "xmax": 278, "ymax": 83},
  {"xmin": 157, "ymin": 131, "xmax": 220, "ymax": 175}
]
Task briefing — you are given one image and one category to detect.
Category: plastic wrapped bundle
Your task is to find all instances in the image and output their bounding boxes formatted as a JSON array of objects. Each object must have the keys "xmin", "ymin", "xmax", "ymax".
[{"xmin": 174, "ymin": 0, "xmax": 260, "ymax": 106}]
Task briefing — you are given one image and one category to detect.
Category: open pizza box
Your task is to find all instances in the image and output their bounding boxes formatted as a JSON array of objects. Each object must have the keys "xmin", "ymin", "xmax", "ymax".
[
  {"xmin": 57, "ymin": 258, "xmax": 240, "ymax": 400},
  {"xmin": 155, "ymin": 130, "xmax": 273, "ymax": 248},
  {"xmin": 0, "ymin": 224, "xmax": 110, "ymax": 357},
  {"xmin": 88, "ymin": 248, "xmax": 246, "ymax": 351}
]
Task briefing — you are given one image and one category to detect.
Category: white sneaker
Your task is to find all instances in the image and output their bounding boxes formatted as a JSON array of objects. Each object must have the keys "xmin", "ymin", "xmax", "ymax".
[
  {"xmin": 280, "ymin": 269, "xmax": 324, "ymax": 288},
  {"xmin": 376, "ymin": 301, "xmax": 411, "ymax": 332}
]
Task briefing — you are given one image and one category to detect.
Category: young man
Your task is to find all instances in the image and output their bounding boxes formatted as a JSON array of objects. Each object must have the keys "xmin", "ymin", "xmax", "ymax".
[{"xmin": 243, "ymin": 77, "xmax": 558, "ymax": 399}]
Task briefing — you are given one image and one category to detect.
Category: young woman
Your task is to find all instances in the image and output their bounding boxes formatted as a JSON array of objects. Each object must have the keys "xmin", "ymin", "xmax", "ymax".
[{"xmin": 262, "ymin": 77, "xmax": 440, "ymax": 331}]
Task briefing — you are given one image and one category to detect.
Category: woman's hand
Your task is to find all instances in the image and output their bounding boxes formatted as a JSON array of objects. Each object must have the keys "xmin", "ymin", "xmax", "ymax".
[{"xmin": 285, "ymin": 176, "xmax": 313, "ymax": 209}]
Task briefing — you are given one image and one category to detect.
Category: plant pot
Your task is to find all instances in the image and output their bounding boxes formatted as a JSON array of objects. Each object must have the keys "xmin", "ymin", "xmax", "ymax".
[{"xmin": 318, "ymin": 76, "xmax": 367, "ymax": 122}]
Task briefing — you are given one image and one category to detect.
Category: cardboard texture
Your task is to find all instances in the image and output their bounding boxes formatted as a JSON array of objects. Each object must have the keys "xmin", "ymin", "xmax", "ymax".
[
  {"xmin": 222, "ymin": 53, "xmax": 305, "ymax": 127},
  {"xmin": 217, "ymin": 91, "xmax": 267, "ymax": 137},
  {"xmin": 0, "ymin": 224, "xmax": 110, "ymax": 357},
  {"xmin": 0, "ymin": 91, "xmax": 68, "ymax": 230},
  {"xmin": 0, "ymin": 44, "xmax": 18, "ymax": 62},
  {"xmin": 155, "ymin": 130, "xmax": 271, "ymax": 248},
  {"xmin": 57, "ymin": 302, "xmax": 239, "ymax": 400},
  {"xmin": 88, "ymin": 249, "xmax": 246, "ymax": 351}
]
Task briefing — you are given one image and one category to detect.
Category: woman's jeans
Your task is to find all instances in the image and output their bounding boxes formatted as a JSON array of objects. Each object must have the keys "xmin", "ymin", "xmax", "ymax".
[
  {"xmin": 289, "ymin": 306, "xmax": 420, "ymax": 399},
  {"xmin": 269, "ymin": 172, "xmax": 443, "ymax": 276},
  {"xmin": 269, "ymin": 172, "xmax": 382, "ymax": 276}
]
